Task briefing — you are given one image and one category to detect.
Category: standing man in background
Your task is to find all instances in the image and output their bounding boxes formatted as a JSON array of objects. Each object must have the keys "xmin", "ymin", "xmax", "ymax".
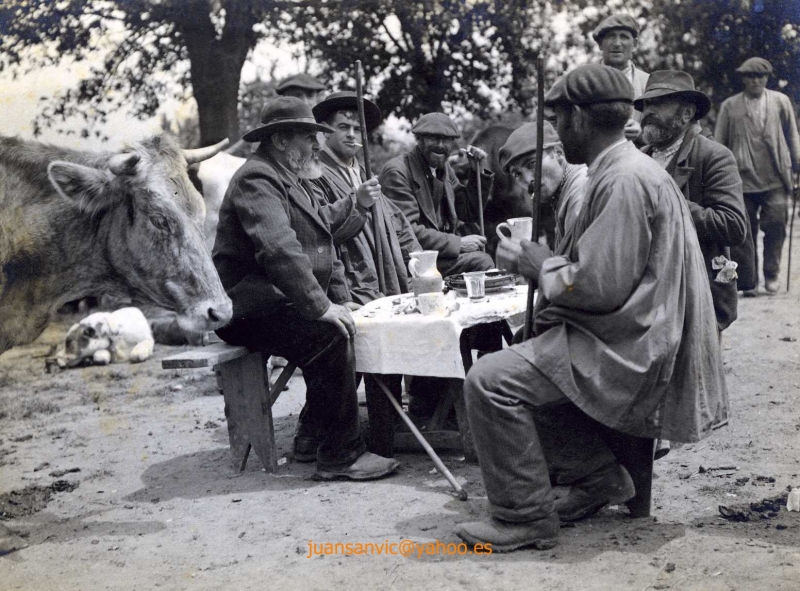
[{"xmin": 715, "ymin": 57, "xmax": 800, "ymax": 295}]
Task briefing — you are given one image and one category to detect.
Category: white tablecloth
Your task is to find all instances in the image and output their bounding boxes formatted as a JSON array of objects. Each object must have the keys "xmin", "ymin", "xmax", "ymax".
[{"xmin": 353, "ymin": 286, "xmax": 532, "ymax": 378}]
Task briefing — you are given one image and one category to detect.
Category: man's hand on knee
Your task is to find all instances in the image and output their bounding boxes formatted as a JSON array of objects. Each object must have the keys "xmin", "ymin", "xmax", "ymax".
[{"xmin": 318, "ymin": 303, "xmax": 356, "ymax": 340}]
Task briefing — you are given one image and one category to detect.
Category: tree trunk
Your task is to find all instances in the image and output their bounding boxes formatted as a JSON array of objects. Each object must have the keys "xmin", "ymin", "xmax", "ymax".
[{"xmin": 175, "ymin": 3, "xmax": 259, "ymax": 147}]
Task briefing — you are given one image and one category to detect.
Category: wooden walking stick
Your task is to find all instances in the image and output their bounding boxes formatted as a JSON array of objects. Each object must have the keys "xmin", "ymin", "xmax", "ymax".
[
  {"xmin": 355, "ymin": 60, "xmax": 386, "ymax": 294},
  {"xmin": 523, "ymin": 55, "xmax": 546, "ymax": 341},
  {"xmin": 788, "ymin": 184, "xmax": 798, "ymax": 292},
  {"xmin": 372, "ymin": 378, "xmax": 468, "ymax": 501}
]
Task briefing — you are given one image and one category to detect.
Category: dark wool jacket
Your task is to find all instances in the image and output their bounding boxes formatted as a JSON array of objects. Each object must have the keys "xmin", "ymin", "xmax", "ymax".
[
  {"xmin": 378, "ymin": 147, "xmax": 493, "ymax": 259},
  {"xmin": 212, "ymin": 148, "xmax": 365, "ymax": 321},
  {"xmin": 643, "ymin": 125, "xmax": 748, "ymax": 330}
]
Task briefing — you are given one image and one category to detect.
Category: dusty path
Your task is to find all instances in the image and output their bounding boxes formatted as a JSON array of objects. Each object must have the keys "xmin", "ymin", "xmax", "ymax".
[{"xmin": 2, "ymin": 239, "xmax": 800, "ymax": 590}]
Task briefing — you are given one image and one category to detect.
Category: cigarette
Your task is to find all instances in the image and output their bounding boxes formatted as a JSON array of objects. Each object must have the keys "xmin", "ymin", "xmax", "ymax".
[{"xmin": 353, "ymin": 142, "xmax": 363, "ymax": 147}]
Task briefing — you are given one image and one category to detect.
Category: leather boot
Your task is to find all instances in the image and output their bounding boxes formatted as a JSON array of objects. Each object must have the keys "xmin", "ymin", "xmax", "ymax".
[
  {"xmin": 454, "ymin": 513, "xmax": 559, "ymax": 553},
  {"xmin": 555, "ymin": 463, "xmax": 635, "ymax": 522}
]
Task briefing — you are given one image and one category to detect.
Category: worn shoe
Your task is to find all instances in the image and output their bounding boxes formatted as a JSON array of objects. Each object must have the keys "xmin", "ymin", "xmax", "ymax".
[
  {"xmin": 741, "ymin": 289, "xmax": 759, "ymax": 298},
  {"xmin": 293, "ymin": 436, "xmax": 319, "ymax": 463},
  {"xmin": 314, "ymin": 452, "xmax": 400, "ymax": 481},
  {"xmin": 454, "ymin": 514, "xmax": 559, "ymax": 553},
  {"xmin": 554, "ymin": 463, "xmax": 636, "ymax": 522},
  {"xmin": 765, "ymin": 279, "xmax": 780, "ymax": 294}
]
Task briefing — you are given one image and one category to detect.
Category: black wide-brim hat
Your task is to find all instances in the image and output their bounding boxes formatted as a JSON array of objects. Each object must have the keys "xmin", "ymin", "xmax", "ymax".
[
  {"xmin": 242, "ymin": 96, "xmax": 334, "ymax": 143},
  {"xmin": 633, "ymin": 70, "xmax": 711, "ymax": 120},
  {"xmin": 312, "ymin": 91, "xmax": 382, "ymax": 133}
]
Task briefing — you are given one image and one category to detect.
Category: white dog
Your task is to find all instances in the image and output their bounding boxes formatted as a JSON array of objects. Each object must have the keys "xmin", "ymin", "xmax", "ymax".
[{"xmin": 57, "ymin": 307, "xmax": 155, "ymax": 368}]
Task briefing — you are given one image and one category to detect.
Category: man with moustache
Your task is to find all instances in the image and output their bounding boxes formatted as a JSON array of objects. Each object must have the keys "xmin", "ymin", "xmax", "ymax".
[
  {"xmin": 636, "ymin": 70, "xmax": 747, "ymax": 331},
  {"xmin": 498, "ymin": 121, "xmax": 587, "ymax": 249},
  {"xmin": 593, "ymin": 14, "xmax": 649, "ymax": 142},
  {"xmin": 212, "ymin": 96, "xmax": 400, "ymax": 481},
  {"xmin": 715, "ymin": 57, "xmax": 800, "ymax": 295},
  {"xmin": 454, "ymin": 65, "xmax": 727, "ymax": 552},
  {"xmin": 379, "ymin": 112, "xmax": 495, "ymax": 277}
]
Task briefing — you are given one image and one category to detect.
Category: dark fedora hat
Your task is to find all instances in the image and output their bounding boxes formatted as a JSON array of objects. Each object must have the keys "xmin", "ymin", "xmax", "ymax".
[
  {"xmin": 633, "ymin": 70, "xmax": 711, "ymax": 119},
  {"xmin": 242, "ymin": 96, "xmax": 334, "ymax": 143},
  {"xmin": 312, "ymin": 91, "xmax": 383, "ymax": 133}
]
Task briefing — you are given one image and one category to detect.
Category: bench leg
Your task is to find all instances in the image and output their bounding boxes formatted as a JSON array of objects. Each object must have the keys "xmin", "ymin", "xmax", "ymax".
[
  {"xmin": 218, "ymin": 351, "xmax": 278, "ymax": 473},
  {"xmin": 599, "ymin": 429, "xmax": 655, "ymax": 518}
]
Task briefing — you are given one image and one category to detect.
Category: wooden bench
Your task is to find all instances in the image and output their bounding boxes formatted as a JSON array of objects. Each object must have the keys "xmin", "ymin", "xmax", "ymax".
[{"xmin": 162, "ymin": 343, "xmax": 296, "ymax": 473}]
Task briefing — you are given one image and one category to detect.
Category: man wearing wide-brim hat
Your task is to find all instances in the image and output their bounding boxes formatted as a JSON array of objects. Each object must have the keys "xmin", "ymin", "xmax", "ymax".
[
  {"xmin": 454, "ymin": 64, "xmax": 727, "ymax": 552},
  {"xmin": 276, "ymin": 73, "xmax": 327, "ymax": 108},
  {"xmin": 592, "ymin": 13, "xmax": 650, "ymax": 142},
  {"xmin": 715, "ymin": 57, "xmax": 800, "ymax": 295},
  {"xmin": 636, "ymin": 70, "xmax": 748, "ymax": 332},
  {"xmin": 286, "ymin": 91, "xmax": 422, "ymax": 459},
  {"xmin": 213, "ymin": 95, "xmax": 400, "ymax": 481}
]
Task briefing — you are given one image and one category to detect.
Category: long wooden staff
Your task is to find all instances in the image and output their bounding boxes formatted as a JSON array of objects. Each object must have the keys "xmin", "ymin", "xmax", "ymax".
[
  {"xmin": 788, "ymin": 186, "xmax": 798, "ymax": 291},
  {"xmin": 523, "ymin": 56, "xmax": 545, "ymax": 341},
  {"xmin": 355, "ymin": 60, "xmax": 386, "ymax": 294}
]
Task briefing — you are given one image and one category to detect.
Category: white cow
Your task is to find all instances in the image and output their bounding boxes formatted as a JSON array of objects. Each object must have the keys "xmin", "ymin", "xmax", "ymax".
[
  {"xmin": 57, "ymin": 307, "xmax": 155, "ymax": 368},
  {"xmin": 194, "ymin": 150, "xmax": 246, "ymax": 251}
]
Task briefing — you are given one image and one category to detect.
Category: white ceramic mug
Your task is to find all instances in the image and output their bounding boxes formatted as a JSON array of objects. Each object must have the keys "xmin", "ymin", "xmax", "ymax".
[
  {"xmin": 496, "ymin": 216, "xmax": 533, "ymax": 241},
  {"xmin": 417, "ymin": 292, "xmax": 447, "ymax": 316}
]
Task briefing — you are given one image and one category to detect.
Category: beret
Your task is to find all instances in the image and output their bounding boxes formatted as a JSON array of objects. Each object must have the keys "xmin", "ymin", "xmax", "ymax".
[
  {"xmin": 276, "ymin": 73, "xmax": 327, "ymax": 94},
  {"xmin": 736, "ymin": 57, "xmax": 773, "ymax": 75},
  {"xmin": 411, "ymin": 112, "xmax": 460, "ymax": 138},
  {"xmin": 592, "ymin": 14, "xmax": 640, "ymax": 43},
  {"xmin": 499, "ymin": 122, "xmax": 562, "ymax": 173},
  {"xmin": 544, "ymin": 64, "xmax": 634, "ymax": 108},
  {"xmin": 312, "ymin": 91, "xmax": 383, "ymax": 132}
]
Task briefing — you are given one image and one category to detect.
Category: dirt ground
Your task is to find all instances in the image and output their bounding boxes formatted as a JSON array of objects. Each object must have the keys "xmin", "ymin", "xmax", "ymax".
[{"xmin": 2, "ymin": 243, "xmax": 800, "ymax": 590}]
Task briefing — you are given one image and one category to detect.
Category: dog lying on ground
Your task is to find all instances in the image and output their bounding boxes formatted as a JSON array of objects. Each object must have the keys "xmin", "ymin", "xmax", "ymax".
[{"xmin": 56, "ymin": 307, "xmax": 155, "ymax": 368}]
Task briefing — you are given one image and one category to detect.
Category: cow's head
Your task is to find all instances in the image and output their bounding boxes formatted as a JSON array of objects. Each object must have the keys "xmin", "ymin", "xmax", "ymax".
[{"xmin": 46, "ymin": 135, "xmax": 232, "ymax": 334}]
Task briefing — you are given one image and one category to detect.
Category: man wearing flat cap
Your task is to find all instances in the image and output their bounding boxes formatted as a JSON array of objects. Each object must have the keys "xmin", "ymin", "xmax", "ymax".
[
  {"xmin": 715, "ymin": 57, "xmax": 800, "ymax": 295},
  {"xmin": 637, "ymin": 70, "xmax": 748, "ymax": 332},
  {"xmin": 379, "ymin": 112, "xmax": 494, "ymax": 277},
  {"xmin": 276, "ymin": 73, "xmax": 327, "ymax": 108},
  {"xmin": 498, "ymin": 121, "xmax": 587, "ymax": 250},
  {"xmin": 593, "ymin": 14, "xmax": 649, "ymax": 142},
  {"xmin": 213, "ymin": 96, "xmax": 400, "ymax": 481},
  {"xmin": 455, "ymin": 64, "xmax": 727, "ymax": 552}
]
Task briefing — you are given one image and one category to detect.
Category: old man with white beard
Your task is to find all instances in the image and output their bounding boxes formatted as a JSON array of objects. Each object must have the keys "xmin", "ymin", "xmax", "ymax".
[{"xmin": 213, "ymin": 96, "xmax": 400, "ymax": 481}]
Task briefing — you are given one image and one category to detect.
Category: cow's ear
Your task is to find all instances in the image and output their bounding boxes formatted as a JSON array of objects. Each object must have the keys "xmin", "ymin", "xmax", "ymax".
[{"xmin": 48, "ymin": 161, "xmax": 117, "ymax": 215}]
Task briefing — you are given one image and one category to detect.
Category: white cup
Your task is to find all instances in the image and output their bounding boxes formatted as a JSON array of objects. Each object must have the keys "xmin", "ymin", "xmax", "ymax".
[
  {"xmin": 496, "ymin": 216, "xmax": 533, "ymax": 241},
  {"xmin": 417, "ymin": 292, "xmax": 447, "ymax": 316}
]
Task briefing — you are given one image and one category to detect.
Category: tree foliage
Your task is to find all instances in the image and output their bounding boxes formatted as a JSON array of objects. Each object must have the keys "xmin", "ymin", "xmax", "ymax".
[
  {"xmin": 0, "ymin": 0, "xmax": 279, "ymax": 145},
  {"xmin": 650, "ymin": 0, "xmax": 800, "ymax": 113}
]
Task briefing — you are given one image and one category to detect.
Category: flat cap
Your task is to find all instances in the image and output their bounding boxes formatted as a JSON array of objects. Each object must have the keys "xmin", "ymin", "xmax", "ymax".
[
  {"xmin": 736, "ymin": 57, "xmax": 773, "ymax": 75},
  {"xmin": 411, "ymin": 112, "xmax": 461, "ymax": 138},
  {"xmin": 276, "ymin": 73, "xmax": 327, "ymax": 94},
  {"xmin": 499, "ymin": 122, "xmax": 562, "ymax": 173},
  {"xmin": 592, "ymin": 14, "xmax": 640, "ymax": 43},
  {"xmin": 544, "ymin": 64, "xmax": 634, "ymax": 108}
]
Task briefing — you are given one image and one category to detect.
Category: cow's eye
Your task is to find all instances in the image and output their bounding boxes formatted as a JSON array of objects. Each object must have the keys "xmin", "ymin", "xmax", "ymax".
[{"xmin": 150, "ymin": 215, "xmax": 169, "ymax": 230}]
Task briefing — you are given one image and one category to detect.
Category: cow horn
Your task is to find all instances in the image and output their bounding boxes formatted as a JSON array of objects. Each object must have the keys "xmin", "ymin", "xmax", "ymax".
[
  {"xmin": 183, "ymin": 139, "xmax": 230, "ymax": 165},
  {"xmin": 108, "ymin": 153, "xmax": 141, "ymax": 176}
]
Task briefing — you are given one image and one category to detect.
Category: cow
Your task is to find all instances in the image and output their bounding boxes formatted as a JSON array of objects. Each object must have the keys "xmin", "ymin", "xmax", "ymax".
[
  {"xmin": 0, "ymin": 133, "xmax": 233, "ymax": 356},
  {"xmin": 56, "ymin": 307, "xmax": 155, "ymax": 368}
]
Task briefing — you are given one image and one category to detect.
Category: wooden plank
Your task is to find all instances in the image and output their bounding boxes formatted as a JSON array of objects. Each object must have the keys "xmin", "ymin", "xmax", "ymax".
[{"xmin": 161, "ymin": 342, "xmax": 250, "ymax": 369}]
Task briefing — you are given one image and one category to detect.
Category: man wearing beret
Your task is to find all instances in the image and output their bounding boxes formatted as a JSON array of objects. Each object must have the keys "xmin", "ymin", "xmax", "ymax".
[
  {"xmin": 455, "ymin": 65, "xmax": 727, "ymax": 551},
  {"xmin": 379, "ymin": 112, "xmax": 495, "ymax": 278},
  {"xmin": 593, "ymin": 14, "xmax": 649, "ymax": 143},
  {"xmin": 276, "ymin": 73, "xmax": 327, "ymax": 108},
  {"xmin": 213, "ymin": 96, "xmax": 400, "ymax": 481},
  {"xmin": 498, "ymin": 121, "xmax": 587, "ymax": 249},
  {"xmin": 715, "ymin": 57, "xmax": 800, "ymax": 295},
  {"xmin": 636, "ymin": 70, "xmax": 748, "ymax": 331}
]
